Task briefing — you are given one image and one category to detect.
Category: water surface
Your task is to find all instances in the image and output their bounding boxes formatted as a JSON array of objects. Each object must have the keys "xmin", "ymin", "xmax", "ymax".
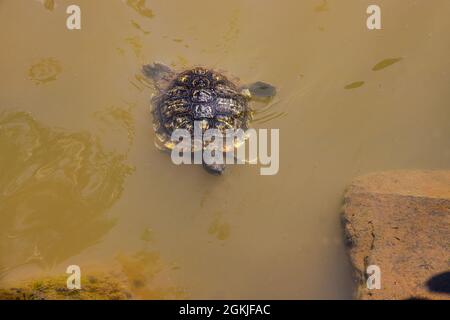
[{"xmin": 0, "ymin": 0, "xmax": 449, "ymax": 299}]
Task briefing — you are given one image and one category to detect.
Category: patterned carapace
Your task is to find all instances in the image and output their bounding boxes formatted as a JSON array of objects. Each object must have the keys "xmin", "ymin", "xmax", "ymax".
[{"xmin": 152, "ymin": 67, "xmax": 250, "ymax": 148}]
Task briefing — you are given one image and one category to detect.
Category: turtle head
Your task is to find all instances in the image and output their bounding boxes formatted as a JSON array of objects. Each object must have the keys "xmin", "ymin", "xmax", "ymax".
[{"xmin": 202, "ymin": 162, "xmax": 226, "ymax": 175}]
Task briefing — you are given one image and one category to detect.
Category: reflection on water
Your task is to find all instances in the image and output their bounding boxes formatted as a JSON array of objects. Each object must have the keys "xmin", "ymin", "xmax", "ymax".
[{"xmin": 0, "ymin": 112, "xmax": 133, "ymax": 278}]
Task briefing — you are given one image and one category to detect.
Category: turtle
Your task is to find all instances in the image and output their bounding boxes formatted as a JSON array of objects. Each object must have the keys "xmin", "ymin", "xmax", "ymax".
[{"xmin": 142, "ymin": 62, "xmax": 276, "ymax": 175}]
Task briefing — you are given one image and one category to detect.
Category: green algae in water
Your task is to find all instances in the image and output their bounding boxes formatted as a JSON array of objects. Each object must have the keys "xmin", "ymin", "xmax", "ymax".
[
  {"xmin": 315, "ymin": 0, "xmax": 329, "ymax": 12},
  {"xmin": 372, "ymin": 58, "xmax": 403, "ymax": 71},
  {"xmin": 345, "ymin": 81, "xmax": 365, "ymax": 90},
  {"xmin": 208, "ymin": 216, "xmax": 231, "ymax": 241},
  {"xmin": 126, "ymin": 0, "xmax": 154, "ymax": 18},
  {"xmin": 131, "ymin": 20, "xmax": 150, "ymax": 35},
  {"xmin": 0, "ymin": 275, "xmax": 131, "ymax": 300},
  {"xmin": 43, "ymin": 0, "xmax": 55, "ymax": 11},
  {"xmin": 140, "ymin": 228, "xmax": 154, "ymax": 243}
]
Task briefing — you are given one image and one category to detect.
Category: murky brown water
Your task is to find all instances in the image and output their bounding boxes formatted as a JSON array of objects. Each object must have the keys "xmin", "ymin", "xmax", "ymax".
[{"xmin": 1, "ymin": 0, "xmax": 449, "ymax": 299}]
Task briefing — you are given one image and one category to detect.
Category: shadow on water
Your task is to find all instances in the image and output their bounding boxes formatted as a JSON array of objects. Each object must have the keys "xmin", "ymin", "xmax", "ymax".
[{"xmin": 0, "ymin": 111, "xmax": 134, "ymax": 278}]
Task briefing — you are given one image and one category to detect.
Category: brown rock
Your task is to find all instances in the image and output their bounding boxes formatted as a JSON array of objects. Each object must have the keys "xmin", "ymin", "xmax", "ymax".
[{"xmin": 343, "ymin": 170, "xmax": 450, "ymax": 300}]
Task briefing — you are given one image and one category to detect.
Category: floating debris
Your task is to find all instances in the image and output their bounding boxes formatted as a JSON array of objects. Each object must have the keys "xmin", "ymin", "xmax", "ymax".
[
  {"xmin": 140, "ymin": 228, "xmax": 154, "ymax": 243},
  {"xmin": 43, "ymin": 0, "xmax": 55, "ymax": 11},
  {"xmin": 208, "ymin": 216, "xmax": 231, "ymax": 241},
  {"xmin": 372, "ymin": 58, "xmax": 403, "ymax": 71},
  {"xmin": 131, "ymin": 20, "xmax": 150, "ymax": 35},
  {"xmin": 345, "ymin": 81, "xmax": 365, "ymax": 90},
  {"xmin": 116, "ymin": 47, "xmax": 126, "ymax": 56},
  {"xmin": 315, "ymin": 0, "xmax": 329, "ymax": 12},
  {"xmin": 126, "ymin": 0, "xmax": 154, "ymax": 19},
  {"xmin": 125, "ymin": 37, "xmax": 143, "ymax": 57}
]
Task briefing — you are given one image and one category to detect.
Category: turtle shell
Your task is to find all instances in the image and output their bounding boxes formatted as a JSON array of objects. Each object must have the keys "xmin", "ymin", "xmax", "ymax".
[{"xmin": 152, "ymin": 67, "xmax": 251, "ymax": 152}]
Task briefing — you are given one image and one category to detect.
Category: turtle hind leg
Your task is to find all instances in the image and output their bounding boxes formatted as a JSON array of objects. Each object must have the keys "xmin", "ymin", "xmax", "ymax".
[{"xmin": 243, "ymin": 81, "xmax": 277, "ymax": 101}]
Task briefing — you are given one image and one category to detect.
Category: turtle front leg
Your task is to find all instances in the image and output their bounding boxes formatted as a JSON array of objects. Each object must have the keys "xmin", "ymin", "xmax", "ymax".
[{"xmin": 142, "ymin": 62, "xmax": 175, "ymax": 91}]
